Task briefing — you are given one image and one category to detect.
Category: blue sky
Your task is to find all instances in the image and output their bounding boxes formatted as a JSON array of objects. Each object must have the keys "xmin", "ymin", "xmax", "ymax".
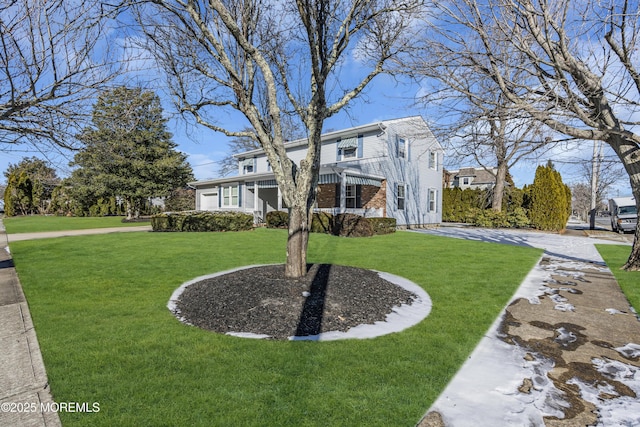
[
  {"xmin": 0, "ymin": 73, "xmax": 632, "ymax": 198},
  {"xmin": 0, "ymin": 11, "xmax": 632, "ymax": 200}
]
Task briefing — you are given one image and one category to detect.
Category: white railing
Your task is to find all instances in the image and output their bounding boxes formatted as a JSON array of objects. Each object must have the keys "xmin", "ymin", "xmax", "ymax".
[{"xmin": 315, "ymin": 207, "xmax": 383, "ymax": 218}]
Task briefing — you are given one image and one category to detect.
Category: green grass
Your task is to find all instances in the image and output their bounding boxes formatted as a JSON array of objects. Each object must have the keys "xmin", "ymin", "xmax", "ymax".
[
  {"xmin": 2, "ymin": 215, "xmax": 146, "ymax": 233},
  {"xmin": 596, "ymin": 244, "xmax": 640, "ymax": 312},
  {"xmin": 11, "ymin": 229, "xmax": 542, "ymax": 426}
]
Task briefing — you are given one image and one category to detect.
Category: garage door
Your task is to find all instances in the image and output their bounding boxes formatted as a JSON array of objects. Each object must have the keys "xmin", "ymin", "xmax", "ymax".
[{"xmin": 200, "ymin": 193, "xmax": 218, "ymax": 210}]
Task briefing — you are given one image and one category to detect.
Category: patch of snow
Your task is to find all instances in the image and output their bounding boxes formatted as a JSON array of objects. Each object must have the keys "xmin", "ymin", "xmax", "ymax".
[
  {"xmin": 568, "ymin": 358, "xmax": 640, "ymax": 427},
  {"xmin": 606, "ymin": 308, "xmax": 627, "ymax": 315},
  {"xmin": 302, "ymin": 291, "xmax": 310, "ymax": 297},
  {"xmin": 415, "ymin": 226, "xmax": 638, "ymax": 426},
  {"xmin": 615, "ymin": 343, "xmax": 640, "ymax": 359},
  {"xmin": 554, "ymin": 327, "xmax": 577, "ymax": 347}
]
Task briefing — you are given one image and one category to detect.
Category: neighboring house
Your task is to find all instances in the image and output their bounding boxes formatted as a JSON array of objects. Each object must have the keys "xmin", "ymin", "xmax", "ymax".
[
  {"xmin": 189, "ymin": 116, "xmax": 444, "ymax": 228},
  {"xmin": 446, "ymin": 167, "xmax": 500, "ymax": 190}
]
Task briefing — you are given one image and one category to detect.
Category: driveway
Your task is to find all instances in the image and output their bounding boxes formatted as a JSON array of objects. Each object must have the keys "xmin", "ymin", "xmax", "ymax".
[{"xmin": 414, "ymin": 223, "xmax": 639, "ymax": 427}]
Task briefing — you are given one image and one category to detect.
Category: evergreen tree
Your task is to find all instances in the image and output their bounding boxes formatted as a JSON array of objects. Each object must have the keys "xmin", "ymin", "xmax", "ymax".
[
  {"xmin": 69, "ymin": 87, "xmax": 194, "ymax": 218},
  {"xmin": 4, "ymin": 171, "xmax": 33, "ymax": 216},
  {"xmin": 3, "ymin": 157, "xmax": 60, "ymax": 215},
  {"xmin": 527, "ymin": 163, "xmax": 571, "ymax": 231}
]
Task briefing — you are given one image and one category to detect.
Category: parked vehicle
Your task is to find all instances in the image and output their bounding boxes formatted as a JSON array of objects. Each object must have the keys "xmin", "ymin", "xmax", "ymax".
[{"xmin": 609, "ymin": 197, "xmax": 637, "ymax": 233}]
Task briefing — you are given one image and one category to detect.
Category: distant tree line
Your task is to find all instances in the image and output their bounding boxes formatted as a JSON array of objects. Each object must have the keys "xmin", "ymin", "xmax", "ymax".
[{"xmin": 443, "ymin": 162, "xmax": 571, "ymax": 232}]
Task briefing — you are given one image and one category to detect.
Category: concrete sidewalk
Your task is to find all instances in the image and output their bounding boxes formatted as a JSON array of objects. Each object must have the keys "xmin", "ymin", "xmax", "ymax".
[
  {"xmin": 0, "ymin": 221, "xmax": 61, "ymax": 427},
  {"xmin": 416, "ymin": 225, "xmax": 640, "ymax": 426},
  {"xmin": 6, "ymin": 225, "xmax": 152, "ymax": 242}
]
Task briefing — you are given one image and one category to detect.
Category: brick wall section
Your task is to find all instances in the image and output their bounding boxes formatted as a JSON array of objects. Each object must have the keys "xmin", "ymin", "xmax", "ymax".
[
  {"xmin": 316, "ymin": 184, "xmax": 337, "ymax": 208},
  {"xmin": 363, "ymin": 181, "xmax": 386, "ymax": 215},
  {"xmin": 316, "ymin": 181, "xmax": 387, "ymax": 217}
]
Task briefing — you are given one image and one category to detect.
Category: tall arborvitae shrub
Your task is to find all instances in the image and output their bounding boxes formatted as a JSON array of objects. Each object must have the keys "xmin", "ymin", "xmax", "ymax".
[
  {"xmin": 527, "ymin": 164, "xmax": 571, "ymax": 231},
  {"xmin": 4, "ymin": 171, "xmax": 34, "ymax": 216}
]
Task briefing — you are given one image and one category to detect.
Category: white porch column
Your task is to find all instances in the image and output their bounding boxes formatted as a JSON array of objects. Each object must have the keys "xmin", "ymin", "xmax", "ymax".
[
  {"xmin": 340, "ymin": 171, "xmax": 347, "ymax": 213},
  {"xmin": 277, "ymin": 187, "xmax": 282, "ymax": 211},
  {"xmin": 254, "ymin": 184, "xmax": 259, "ymax": 216}
]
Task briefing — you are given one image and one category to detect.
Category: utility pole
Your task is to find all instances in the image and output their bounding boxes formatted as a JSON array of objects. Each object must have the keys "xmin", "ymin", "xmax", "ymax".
[{"xmin": 590, "ymin": 141, "xmax": 603, "ymax": 229}]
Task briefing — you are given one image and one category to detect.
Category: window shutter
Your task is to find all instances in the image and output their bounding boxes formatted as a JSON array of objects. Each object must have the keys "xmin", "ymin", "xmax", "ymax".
[
  {"xmin": 356, "ymin": 185, "xmax": 362, "ymax": 208},
  {"xmin": 357, "ymin": 134, "xmax": 363, "ymax": 158},
  {"xmin": 335, "ymin": 184, "xmax": 341, "ymax": 208},
  {"xmin": 336, "ymin": 139, "xmax": 341, "ymax": 161},
  {"xmin": 394, "ymin": 182, "xmax": 398, "ymax": 210}
]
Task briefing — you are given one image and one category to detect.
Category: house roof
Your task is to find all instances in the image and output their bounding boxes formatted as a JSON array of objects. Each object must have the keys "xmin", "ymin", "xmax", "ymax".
[
  {"xmin": 470, "ymin": 169, "xmax": 496, "ymax": 184},
  {"xmin": 450, "ymin": 167, "xmax": 497, "ymax": 185},
  {"xmin": 233, "ymin": 115, "xmax": 433, "ymax": 159},
  {"xmin": 188, "ymin": 166, "xmax": 385, "ymax": 188}
]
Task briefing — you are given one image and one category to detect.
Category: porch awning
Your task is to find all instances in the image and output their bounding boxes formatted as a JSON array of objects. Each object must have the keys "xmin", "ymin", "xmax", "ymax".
[
  {"xmin": 337, "ymin": 137, "xmax": 358, "ymax": 149},
  {"xmin": 318, "ymin": 174, "xmax": 339, "ymax": 184},
  {"xmin": 317, "ymin": 173, "xmax": 382, "ymax": 187},
  {"xmin": 346, "ymin": 176, "xmax": 382, "ymax": 187},
  {"xmin": 257, "ymin": 179, "xmax": 278, "ymax": 188}
]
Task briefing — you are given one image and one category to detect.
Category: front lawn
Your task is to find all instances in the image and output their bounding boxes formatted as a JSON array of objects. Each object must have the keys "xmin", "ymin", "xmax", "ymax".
[
  {"xmin": 3, "ymin": 215, "xmax": 146, "ymax": 233},
  {"xmin": 11, "ymin": 229, "xmax": 542, "ymax": 426},
  {"xmin": 596, "ymin": 244, "xmax": 640, "ymax": 312}
]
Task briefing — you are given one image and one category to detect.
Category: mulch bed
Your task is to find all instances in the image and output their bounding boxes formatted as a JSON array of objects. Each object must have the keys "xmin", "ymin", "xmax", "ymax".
[{"xmin": 173, "ymin": 264, "xmax": 417, "ymax": 340}]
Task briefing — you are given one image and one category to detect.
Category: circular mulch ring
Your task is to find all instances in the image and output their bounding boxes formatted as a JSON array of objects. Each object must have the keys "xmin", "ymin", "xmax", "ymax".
[{"xmin": 168, "ymin": 264, "xmax": 432, "ymax": 341}]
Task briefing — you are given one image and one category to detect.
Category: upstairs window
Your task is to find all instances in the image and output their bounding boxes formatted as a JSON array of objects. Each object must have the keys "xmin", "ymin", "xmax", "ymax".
[
  {"xmin": 396, "ymin": 137, "xmax": 407, "ymax": 159},
  {"xmin": 342, "ymin": 147, "xmax": 357, "ymax": 159},
  {"xmin": 337, "ymin": 135, "xmax": 361, "ymax": 161},
  {"xmin": 429, "ymin": 151, "xmax": 437, "ymax": 170},
  {"xmin": 241, "ymin": 158, "xmax": 255, "ymax": 174}
]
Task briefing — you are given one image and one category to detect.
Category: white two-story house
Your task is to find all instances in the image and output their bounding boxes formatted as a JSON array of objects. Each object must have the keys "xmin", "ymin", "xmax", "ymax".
[{"xmin": 189, "ymin": 116, "xmax": 443, "ymax": 228}]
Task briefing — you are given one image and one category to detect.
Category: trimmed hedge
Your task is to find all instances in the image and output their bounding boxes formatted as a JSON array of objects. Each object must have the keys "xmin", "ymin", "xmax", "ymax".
[
  {"xmin": 311, "ymin": 212, "xmax": 333, "ymax": 234},
  {"xmin": 151, "ymin": 211, "xmax": 253, "ymax": 232},
  {"xmin": 368, "ymin": 217, "xmax": 398, "ymax": 235},
  {"xmin": 265, "ymin": 210, "xmax": 396, "ymax": 237},
  {"xmin": 265, "ymin": 211, "xmax": 289, "ymax": 229}
]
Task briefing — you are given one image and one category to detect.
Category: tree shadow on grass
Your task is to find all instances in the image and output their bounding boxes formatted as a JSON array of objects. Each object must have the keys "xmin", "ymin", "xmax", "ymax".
[{"xmin": 294, "ymin": 264, "xmax": 331, "ymax": 339}]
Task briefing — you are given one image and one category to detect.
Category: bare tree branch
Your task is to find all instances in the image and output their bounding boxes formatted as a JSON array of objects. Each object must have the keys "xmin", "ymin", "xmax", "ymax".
[
  {"xmin": 421, "ymin": 0, "xmax": 640, "ymax": 269},
  {"xmin": 0, "ymin": 0, "xmax": 121, "ymax": 150}
]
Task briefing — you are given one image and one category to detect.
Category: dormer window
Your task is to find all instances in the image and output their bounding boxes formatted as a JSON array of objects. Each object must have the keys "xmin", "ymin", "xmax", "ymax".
[{"xmin": 241, "ymin": 158, "xmax": 255, "ymax": 174}]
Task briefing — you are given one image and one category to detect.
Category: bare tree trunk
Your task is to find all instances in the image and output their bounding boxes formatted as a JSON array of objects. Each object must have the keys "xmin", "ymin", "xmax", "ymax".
[
  {"xmin": 610, "ymin": 136, "xmax": 640, "ymax": 270},
  {"xmin": 491, "ymin": 162, "xmax": 507, "ymax": 211},
  {"xmin": 623, "ymin": 183, "xmax": 640, "ymax": 271},
  {"xmin": 626, "ymin": 219, "xmax": 640, "ymax": 271},
  {"xmin": 286, "ymin": 205, "xmax": 312, "ymax": 278}
]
